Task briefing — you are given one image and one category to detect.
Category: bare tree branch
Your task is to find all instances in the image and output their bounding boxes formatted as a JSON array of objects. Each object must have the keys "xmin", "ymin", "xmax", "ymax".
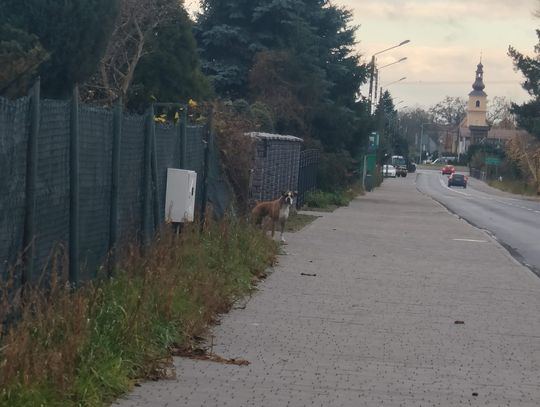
[{"xmin": 82, "ymin": 0, "xmax": 180, "ymax": 105}]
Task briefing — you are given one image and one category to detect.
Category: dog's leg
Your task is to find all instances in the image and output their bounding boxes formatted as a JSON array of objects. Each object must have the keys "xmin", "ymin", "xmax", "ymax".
[
  {"xmin": 271, "ymin": 220, "xmax": 275, "ymax": 237},
  {"xmin": 279, "ymin": 220, "xmax": 286, "ymax": 243}
]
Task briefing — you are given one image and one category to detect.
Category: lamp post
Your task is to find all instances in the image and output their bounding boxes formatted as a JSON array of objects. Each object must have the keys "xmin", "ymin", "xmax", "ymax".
[
  {"xmin": 374, "ymin": 57, "xmax": 407, "ymax": 105},
  {"xmin": 382, "ymin": 77, "xmax": 406, "ymax": 88},
  {"xmin": 368, "ymin": 40, "xmax": 410, "ymax": 113},
  {"xmin": 378, "ymin": 77, "xmax": 406, "ymax": 105},
  {"xmin": 419, "ymin": 122, "xmax": 435, "ymax": 164}
]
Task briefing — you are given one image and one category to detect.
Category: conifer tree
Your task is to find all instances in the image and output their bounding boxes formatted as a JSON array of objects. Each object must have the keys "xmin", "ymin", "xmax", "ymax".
[
  {"xmin": 0, "ymin": 0, "xmax": 118, "ymax": 97},
  {"xmin": 508, "ymin": 30, "xmax": 540, "ymax": 139}
]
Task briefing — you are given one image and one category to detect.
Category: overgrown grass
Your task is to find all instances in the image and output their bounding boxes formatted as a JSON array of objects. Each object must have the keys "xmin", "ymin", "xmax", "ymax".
[
  {"xmin": 0, "ymin": 218, "xmax": 278, "ymax": 407},
  {"xmin": 303, "ymin": 183, "xmax": 363, "ymax": 210},
  {"xmin": 487, "ymin": 179, "xmax": 539, "ymax": 196}
]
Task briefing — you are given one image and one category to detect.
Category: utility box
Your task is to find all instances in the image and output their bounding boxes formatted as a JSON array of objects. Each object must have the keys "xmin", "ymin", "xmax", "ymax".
[{"xmin": 165, "ymin": 169, "xmax": 197, "ymax": 222}]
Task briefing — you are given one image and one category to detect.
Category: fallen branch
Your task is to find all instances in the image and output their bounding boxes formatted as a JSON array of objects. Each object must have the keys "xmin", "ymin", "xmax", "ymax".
[{"xmin": 172, "ymin": 347, "xmax": 250, "ymax": 366}]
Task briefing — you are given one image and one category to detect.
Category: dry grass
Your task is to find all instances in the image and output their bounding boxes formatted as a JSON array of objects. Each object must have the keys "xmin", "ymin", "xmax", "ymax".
[{"xmin": 0, "ymin": 218, "xmax": 278, "ymax": 406}]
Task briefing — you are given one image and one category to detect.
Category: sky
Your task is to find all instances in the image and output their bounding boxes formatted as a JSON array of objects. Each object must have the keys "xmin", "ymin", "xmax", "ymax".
[{"xmin": 186, "ymin": 0, "xmax": 539, "ymax": 109}]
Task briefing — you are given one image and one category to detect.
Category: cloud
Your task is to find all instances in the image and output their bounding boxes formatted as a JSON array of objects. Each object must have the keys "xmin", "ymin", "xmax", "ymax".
[{"xmin": 340, "ymin": 0, "xmax": 536, "ymax": 22}]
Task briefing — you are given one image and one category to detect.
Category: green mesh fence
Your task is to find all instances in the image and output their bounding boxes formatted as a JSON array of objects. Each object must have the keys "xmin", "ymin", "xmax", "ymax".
[
  {"xmin": 155, "ymin": 123, "xmax": 181, "ymax": 222},
  {"xmin": 0, "ymin": 97, "xmax": 30, "ymax": 282},
  {"xmin": 78, "ymin": 106, "xmax": 113, "ymax": 279},
  {"xmin": 117, "ymin": 114, "xmax": 146, "ymax": 247},
  {"xmin": 34, "ymin": 100, "xmax": 71, "ymax": 283},
  {"xmin": 185, "ymin": 125, "xmax": 206, "ymax": 212},
  {"xmin": 0, "ymin": 90, "xmax": 234, "ymax": 287}
]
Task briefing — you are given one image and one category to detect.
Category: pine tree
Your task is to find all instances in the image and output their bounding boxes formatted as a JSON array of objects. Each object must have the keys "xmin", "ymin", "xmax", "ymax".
[
  {"xmin": 126, "ymin": 7, "xmax": 212, "ymax": 110},
  {"xmin": 0, "ymin": 0, "xmax": 118, "ymax": 97},
  {"xmin": 195, "ymin": 0, "xmax": 369, "ymax": 153},
  {"xmin": 508, "ymin": 30, "xmax": 540, "ymax": 140}
]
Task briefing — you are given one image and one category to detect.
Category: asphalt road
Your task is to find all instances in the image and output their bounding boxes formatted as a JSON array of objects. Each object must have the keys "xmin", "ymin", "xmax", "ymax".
[{"xmin": 415, "ymin": 169, "xmax": 540, "ymax": 275}]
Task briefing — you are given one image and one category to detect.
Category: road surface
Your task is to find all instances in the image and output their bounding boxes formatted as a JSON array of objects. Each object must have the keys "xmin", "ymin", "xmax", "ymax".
[{"xmin": 416, "ymin": 169, "xmax": 540, "ymax": 275}]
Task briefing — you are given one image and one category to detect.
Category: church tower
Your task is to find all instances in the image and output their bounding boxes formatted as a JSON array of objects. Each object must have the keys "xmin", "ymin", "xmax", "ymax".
[{"xmin": 467, "ymin": 61, "xmax": 489, "ymax": 144}]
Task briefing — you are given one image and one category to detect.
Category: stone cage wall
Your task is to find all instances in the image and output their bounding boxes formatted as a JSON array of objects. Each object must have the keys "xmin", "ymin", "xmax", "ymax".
[{"xmin": 248, "ymin": 133, "xmax": 303, "ymax": 205}]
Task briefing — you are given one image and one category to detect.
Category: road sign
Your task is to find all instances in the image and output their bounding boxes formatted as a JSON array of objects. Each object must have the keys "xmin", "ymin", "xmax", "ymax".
[
  {"xmin": 485, "ymin": 157, "xmax": 501, "ymax": 166},
  {"xmin": 368, "ymin": 132, "xmax": 379, "ymax": 152}
]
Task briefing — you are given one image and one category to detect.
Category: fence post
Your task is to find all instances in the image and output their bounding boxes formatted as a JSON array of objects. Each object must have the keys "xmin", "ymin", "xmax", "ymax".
[
  {"xmin": 143, "ymin": 105, "xmax": 155, "ymax": 244},
  {"xmin": 200, "ymin": 106, "xmax": 213, "ymax": 226},
  {"xmin": 151, "ymin": 118, "xmax": 160, "ymax": 230},
  {"xmin": 108, "ymin": 98, "xmax": 122, "ymax": 268},
  {"xmin": 179, "ymin": 107, "xmax": 187, "ymax": 168},
  {"xmin": 22, "ymin": 79, "xmax": 40, "ymax": 286},
  {"xmin": 69, "ymin": 86, "xmax": 80, "ymax": 286}
]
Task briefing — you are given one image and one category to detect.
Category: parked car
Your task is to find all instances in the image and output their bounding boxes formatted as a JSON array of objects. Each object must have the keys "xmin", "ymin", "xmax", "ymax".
[
  {"xmin": 382, "ymin": 164, "xmax": 396, "ymax": 178},
  {"xmin": 448, "ymin": 173, "xmax": 467, "ymax": 188},
  {"xmin": 432, "ymin": 156, "xmax": 457, "ymax": 165},
  {"xmin": 431, "ymin": 157, "xmax": 446, "ymax": 165},
  {"xmin": 441, "ymin": 164, "xmax": 455, "ymax": 175}
]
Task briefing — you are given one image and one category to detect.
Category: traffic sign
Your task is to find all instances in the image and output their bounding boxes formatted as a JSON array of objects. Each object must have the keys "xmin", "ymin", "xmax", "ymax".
[{"xmin": 485, "ymin": 157, "xmax": 501, "ymax": 166}]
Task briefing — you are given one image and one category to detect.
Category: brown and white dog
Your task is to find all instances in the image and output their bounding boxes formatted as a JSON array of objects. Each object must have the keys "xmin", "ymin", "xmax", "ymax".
[{"xmin": 251, "ymin": 191, "xmax": 297, "ymax": 242}]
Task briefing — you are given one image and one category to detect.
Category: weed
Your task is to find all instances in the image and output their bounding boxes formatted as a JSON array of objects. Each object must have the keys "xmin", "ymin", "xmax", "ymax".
[
  {"xmin": 0, "ymin": 218, "xmax": 278, "ymax": 407},
  {"xmin": 303, "ymin": 183, "xmax": 362, "ymax": 210},
  {"xmin": 487, "ymin": 179, "xmax": 538, "ymax": 196}
]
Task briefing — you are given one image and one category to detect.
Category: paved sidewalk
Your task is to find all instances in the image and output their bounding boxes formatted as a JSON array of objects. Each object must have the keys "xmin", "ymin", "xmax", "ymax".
[{"xmin": 115, "ymin": 176, "xmax": 540, "ymax": 406}]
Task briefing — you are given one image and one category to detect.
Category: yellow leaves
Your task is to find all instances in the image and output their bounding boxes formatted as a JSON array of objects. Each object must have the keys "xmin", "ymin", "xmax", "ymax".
[{"xmin": 154, "ymin": 114, "xmax": 167, "ymax": 124}]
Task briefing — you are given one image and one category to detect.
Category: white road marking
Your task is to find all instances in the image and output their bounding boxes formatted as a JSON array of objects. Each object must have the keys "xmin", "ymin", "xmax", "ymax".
[
  {"xmin": 439, "ymin": 177, "xmax": 470, "ymax": 196},
  {"xmin": 452, "ymin": 238, "xmax": 488, "ymax": 243},
  {"xmin": 437, "ymin": 175, "xmax": 540, "ymax": 215}
]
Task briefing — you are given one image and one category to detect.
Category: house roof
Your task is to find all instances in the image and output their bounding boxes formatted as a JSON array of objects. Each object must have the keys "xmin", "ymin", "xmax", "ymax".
[
  {"xmin": 458, "ymin": 125, "xmax": 529, "ymax": 140},
  {"xmin": 488, "ymin": 128, "xmax": 528, "ymax": 141}
]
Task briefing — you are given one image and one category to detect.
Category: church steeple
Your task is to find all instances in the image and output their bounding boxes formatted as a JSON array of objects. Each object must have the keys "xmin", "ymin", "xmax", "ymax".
[
  {"xmin": 466, "ymin": 60, "xmax": 489, "ymax": 143},
  {"xmin": 471, "ymin": 62, "xmax": 486, "ymax": 94}
]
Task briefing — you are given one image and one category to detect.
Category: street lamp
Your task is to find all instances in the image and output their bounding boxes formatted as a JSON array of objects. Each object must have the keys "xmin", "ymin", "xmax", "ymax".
[
  {"xmin": 419, "ymin": 122, "xmax": 437, "ymax": 164},
  {"xmin": 368, "ymin": 40, "xmax": 410, "ymax": 113},
  {"xmin": 378, "ymin": 77, "xmax": 406, "ymax": 104},
  {"xmin": 382, "ymin": 77, "xmax": 406, "ymax": 88},
  {"xmin": 374, "ymin": 57, "xmax": 407, "ymax": 104},
  {"xmin": 378, "ymin": 57, "xmax": 408, "ymax": 70}
]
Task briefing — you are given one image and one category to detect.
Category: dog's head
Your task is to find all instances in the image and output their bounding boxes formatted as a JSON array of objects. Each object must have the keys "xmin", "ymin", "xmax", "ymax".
[{"xmin": 280, "ymin": 190, "xmax": 297, "ymax": 206}]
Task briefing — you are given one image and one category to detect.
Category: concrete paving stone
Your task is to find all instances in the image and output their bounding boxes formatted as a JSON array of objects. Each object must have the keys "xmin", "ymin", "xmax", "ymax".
[{"xmin": 114, "ymin": 177, "xmax": 540, "ymax": 406}]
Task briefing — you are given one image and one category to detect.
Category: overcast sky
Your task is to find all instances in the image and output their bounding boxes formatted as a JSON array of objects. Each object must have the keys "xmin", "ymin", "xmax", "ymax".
[
  {"xmin": 345, "ymin": 0, "xmax": 538, "ymax": 109},
  {"xmin": 186, "ymin": 0, "xmax": 539, "ymax": 109}
]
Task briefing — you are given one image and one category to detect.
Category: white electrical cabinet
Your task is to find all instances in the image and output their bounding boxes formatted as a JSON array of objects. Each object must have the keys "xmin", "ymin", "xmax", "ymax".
[{"xmin": 165, "ymin": 169, "xmax": 197, "ymax": 223}]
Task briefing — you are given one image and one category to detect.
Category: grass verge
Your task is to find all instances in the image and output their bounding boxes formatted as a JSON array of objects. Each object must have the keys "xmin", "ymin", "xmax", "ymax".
[
  {"xmin": 303, "ymin": 183, "xmax": 363, "ymax": 211},
  {"xmin": 0, "ymin": 218, "xmax": 278, "ymax": 407},
  {"xmin": 487, "ymin": 179, "xmax": 539, "ymax": 196}
]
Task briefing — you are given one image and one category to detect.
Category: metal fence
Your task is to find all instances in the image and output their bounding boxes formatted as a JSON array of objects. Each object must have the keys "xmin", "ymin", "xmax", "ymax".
[
  {"xmin": 248, "ymin": 133, "xmax": 320, "ymax": 208},
  {"xmin": 297, "ymin": 149, "xmax": 320, "ymax": 208},
  {"xmin": 249, "ymin": 133, "xmax": 303, "ymax": 204},
  {"xmin": 1, "ymin": 85, "xmax": 320, "ymax": 290},
  {"xmin": 0, "ymin": 82, "xmax": 226, "ymax": 287}
]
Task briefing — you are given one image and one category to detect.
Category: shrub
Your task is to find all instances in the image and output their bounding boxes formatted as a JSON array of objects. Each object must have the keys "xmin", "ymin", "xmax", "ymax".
[
  {"xmin": 304, "ymin": 184, "xmax": 362, "ymax": 209},
  {"xmin": 0, "ymin": 218, "xmax": 277, "ymax": 407},
  {"xmin": 317, "ymin": 151, "xmax": 357, "ymax": 192}
]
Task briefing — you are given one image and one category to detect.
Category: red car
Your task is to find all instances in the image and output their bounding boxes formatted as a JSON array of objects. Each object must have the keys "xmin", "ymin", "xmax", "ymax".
[{"xmin": 441, "ymin": 164, "xmax": 455, "ymax": 175}]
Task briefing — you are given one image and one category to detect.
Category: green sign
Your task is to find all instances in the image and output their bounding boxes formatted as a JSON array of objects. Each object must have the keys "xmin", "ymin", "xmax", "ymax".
[
  {"xmin": 485, "ymin": 157, "xmax": 501, "ymax": 166},
  {"xmin": 368, "ymin": 132, "xmax": 379, "ymax": 152}
]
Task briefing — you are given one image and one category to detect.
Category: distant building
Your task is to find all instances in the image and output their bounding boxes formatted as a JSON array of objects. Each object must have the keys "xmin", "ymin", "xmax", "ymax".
[
  {"xmin": 457, "ymin": 61, "xmax": 528, "ymax": 154},
  {"xmin": 457, "ymin": 61, "xmax": 489, "ymax": 153}
]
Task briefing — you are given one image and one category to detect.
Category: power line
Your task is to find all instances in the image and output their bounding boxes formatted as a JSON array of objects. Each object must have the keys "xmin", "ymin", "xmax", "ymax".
[{"xmin": 399, "ymin": 80, "xmax": 519, "ymax": 85}]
